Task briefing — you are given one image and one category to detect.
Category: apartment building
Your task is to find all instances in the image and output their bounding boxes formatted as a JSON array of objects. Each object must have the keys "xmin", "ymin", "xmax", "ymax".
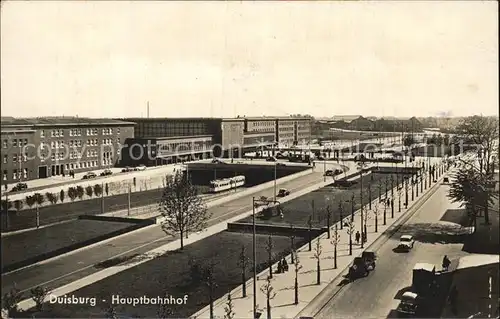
[{"xmin": 1, "ymin": 117, "xmax": 134, "ymax": 185}]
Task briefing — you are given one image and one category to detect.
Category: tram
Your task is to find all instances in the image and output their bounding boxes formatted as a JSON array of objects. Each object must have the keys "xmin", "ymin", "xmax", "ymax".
[{"xmin": 209, "ymin": 175, "xmax": 246, "ymax": 193}]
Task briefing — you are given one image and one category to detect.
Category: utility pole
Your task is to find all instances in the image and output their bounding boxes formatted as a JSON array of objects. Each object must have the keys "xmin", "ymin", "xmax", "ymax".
[
  {"xmin": 101, "ymin": 182, "xmax": 105, "ymax": 214},
  {"xmin": 127, "ymin": 183, "xmax": 131, "ymax": 216}
]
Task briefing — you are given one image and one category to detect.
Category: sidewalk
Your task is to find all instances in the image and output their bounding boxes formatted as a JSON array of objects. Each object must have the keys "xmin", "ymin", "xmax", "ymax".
[{"xmin": 192, "ymin": 163, "xmax": 450, "ymax": 319}]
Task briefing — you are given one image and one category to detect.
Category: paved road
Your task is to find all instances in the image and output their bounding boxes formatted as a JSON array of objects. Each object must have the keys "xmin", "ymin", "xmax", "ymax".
[
  {"xmin": 1, "ymin": 169, "xmax": 329, "ymax": 294},
  {"xmin": 314, "ymin": 184, "xmax": 470, "ymax": 319}
]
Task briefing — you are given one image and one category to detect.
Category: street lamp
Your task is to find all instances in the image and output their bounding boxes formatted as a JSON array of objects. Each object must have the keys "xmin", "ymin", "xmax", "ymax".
[{"xmin": 252, "ymin": 197, "xmax": 281, "ymax": 319}]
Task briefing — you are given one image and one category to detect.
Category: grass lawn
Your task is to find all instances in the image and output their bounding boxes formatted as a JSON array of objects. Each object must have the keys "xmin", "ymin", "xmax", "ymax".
[
  {"xmin": 33, "ymin": 231, "xmax": 306, "ymax": 318},
  {"xmin": 1, "ymin": 188, "xmax": 163, "ymax": 232},
  {"xmin": 239, "ymin": 172, "xmax": 410, "ymax": 228},
  {"xmin": 1, "ymin": 219, "xmax": 143, "ymax": 273}
]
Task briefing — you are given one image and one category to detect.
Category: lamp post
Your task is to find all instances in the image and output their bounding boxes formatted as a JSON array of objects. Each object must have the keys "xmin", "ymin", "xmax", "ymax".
[{"xmin": 252, "ymin": 197, "xmax": 281, "ymax": 319}]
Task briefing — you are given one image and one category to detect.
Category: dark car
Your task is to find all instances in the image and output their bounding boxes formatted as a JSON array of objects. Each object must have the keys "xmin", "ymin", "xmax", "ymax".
[
  {"xmin": 100, "ymin": 169, "xmax": 113, "ymax": 176},
  {"xmin": 277, "ymin": 188, "xmax": 290, "ymax": 197},
  {"xmin": 10, "ymin": 182, "xmax": 28, "ymax": 192},
  {"xmin": 121, "ymin": 167, "xmax": 133, "ymax": 173},
  {"xmin": 82, "ymin": 172, "xmax": 97, "ymax": 179},
  {"xmin": 266, "ymin": 157, "xmax": 277, "ymax": 162}
]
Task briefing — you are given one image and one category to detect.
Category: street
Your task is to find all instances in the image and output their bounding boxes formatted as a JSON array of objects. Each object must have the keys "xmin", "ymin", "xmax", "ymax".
[
  {"xmin": 314, "ymin": 184, "xmax": 470, "ymax": 319},
  {"xmin": 1, "ymin": 169, "xmax": 326, "ymax": 294}
]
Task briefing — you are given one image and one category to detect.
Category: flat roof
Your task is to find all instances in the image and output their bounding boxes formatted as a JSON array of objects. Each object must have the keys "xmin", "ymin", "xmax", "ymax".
[
  {"xmin": 1, "ymin": 117, "xmax": 135, "ymax": 127},
  {"xmin": 128, "ymin": 135, "xmax": 213, "ymax": 140}
]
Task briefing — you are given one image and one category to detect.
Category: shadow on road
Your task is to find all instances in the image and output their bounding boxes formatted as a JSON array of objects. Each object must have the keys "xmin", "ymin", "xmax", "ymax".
[
  {"xmin": 440, "ymin": 208, "xmax": 470, "ymax": 226},
  {"xmin": 396, "ymin": 222, "xmax": 468, "ymax": 244}
]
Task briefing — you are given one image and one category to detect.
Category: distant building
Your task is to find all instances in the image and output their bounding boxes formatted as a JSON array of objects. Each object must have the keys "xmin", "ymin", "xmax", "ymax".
[
  {"xmin": 1, "ymin": 117, "xmax": 134, "ymax": 185},
  {"xmin": 347, "ymin": 116, "xmax": 375, "ymax": 131}
]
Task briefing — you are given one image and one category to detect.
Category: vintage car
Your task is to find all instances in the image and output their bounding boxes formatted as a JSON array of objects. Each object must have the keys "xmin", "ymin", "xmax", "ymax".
[
  {"xmin": 82, "ymin": 172, "xmax": 97, "ymax": 180},
  {"xmin": 396, "ymin": 235, "xmax": 415, "ymax": 251},
  {"xmin": 10, "ymin": 182, "xmax": 28, "ymax": 192},
  {"xmin": 397, "ymin": 291, "xmax": 419, "ymax": 316},
  {"xmin": 348, "ymin": 251, "xmax": 377, "ymax": 279}
]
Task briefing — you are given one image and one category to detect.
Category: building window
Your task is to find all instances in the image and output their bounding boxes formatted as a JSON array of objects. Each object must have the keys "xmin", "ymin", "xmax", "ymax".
[
  {"xmin": 12, "ymin": 139, "xmax": 17, "ymax": 147},
  {"xmin": 59, "ymin": 129, "xmax": 64, "ymax": 137},
  {"xmin": 12, "ymin": 154, "xmax": 17, "ymax": 162},
  {"xmin": 2, "ymin": 140, "xmax": 7, "ymax": 148},
  {"xmin": 13, "ymin": 170, "xmax": 17, "ymax": 180},
  {"xmin": 51, "ymin": 154, "xmax": 55, "ymax": 160},
  {"xmin": 3, "ymin": 170, "xmax": 7, "ymax": 181},
  {"xmin": 3, "ymin": 155, "xmax": 7, "ymax": 164},
  {"xmin": 40, "ymin": 130, "xmax": 45, "ymax": 138},
  {"xmin": 23, "ymin": 168, "xmax": 28, "ymax": 179}
]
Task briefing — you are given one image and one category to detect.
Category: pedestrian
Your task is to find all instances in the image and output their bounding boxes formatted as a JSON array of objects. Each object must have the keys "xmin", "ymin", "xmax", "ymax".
[
  {"xmin": 282, "ymin": 258, "xmax": 289, "ymax": 272},
  {"xmin": 280, "ymin": 211, "xmax": 284, "ymax": 219},
  {"xmin": 362, "ymin": 232, "xmax": 367, "ymax": 243},
  {"xmin": 442, "ymin": 255, "xmax": 451, "ymax": 271},
  {"xmin": 4, "ymin": 184, "xmax": 7, "ymax": 191},
  {"xmin": 277, "ymin": 260, "xmax": 283, "ymax": 274},
  {"xmin": 62, "ymin": 171, "xmax": 65, "ymax": 177},
  {"xmin": 355, "ymin": 231, "xmax": 360, "ymax": 245}
]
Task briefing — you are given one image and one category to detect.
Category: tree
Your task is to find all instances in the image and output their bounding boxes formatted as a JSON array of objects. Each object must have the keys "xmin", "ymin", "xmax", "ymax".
[
  {"xmin": 13, "ymin": 200, "xmax": 23, "ymax": 212},
  {"xmin": 330, "ymin": 224, "xmax": 341, "ymax": 269},
  {"xmin": 293, "ymin": 250, "xmax": 302, "ymax": 305},
  {"xmin": 30, "ymin": 286, "xmax": 48, "ymax": 312},
  {"xmin": 313, "ymin": 239, "xmax": 322, "ymax": 285},
  {"xmin": 448, "ymin": 166, "xmax": 498, "ymax": 228},
  {"xmin": 289, "ymin": 225, "xmax": 296, "ymax": 264},
  {"xmin": 307, "ymin": 216, "xmax": 313, "ymax": 251},
  {"xmin": 455, "ymin": 115, "xmax": 499, "ymax": 224},
  {"xmin": 224, "ymin": 294, "xmax": 235, "ymax": 319},
  {"xmin": 372, "ymin": 200, "xmax": 381, "ymax": 233},
  {"xmin": 33, "ymin": 193, "xmax": 45, "ymax": 207},
  {"xmin": 1, "ymin": 199, "xmax": 12, "ymax": 212},
  {"xmin": 105, "ymin": 183, "xmax": 109, "ymax": 196},
  {"xmin": 457, "ymin": 115, "xmax": 499, "ymax": 176},
  {"xmin": 68, "ymin": 187, "xmax": 77, "ymax": 202},
  {"xmin": 325, "ymin": 205, "xmax": 332, "ymax": 238},
  {"xmin": 265, "ymin": 235, "xmax": 274, "ymax": 279},
  {"xmin": 345, "ymin": 220, "xmax": 355, "ymax": 255},
  {"xmin": 362, "ymin": 206, "xmax": 371, "ymax": 241},
  {"xmin": 338, "ymin": 200, "xmax": 344, "ymax": 230},
  {"xmin": 403, "ymin": 134, "xmax": 415, "ymax": 147},
  {"xmin": 93, "ymin": 184, "xmax": 103, "ymax": 197},
  {"xmin": 237, "ymin": 245, "xmax": 250, "ymax": 298},
  {"xmin": 2, "ymin": 285, "xmax": 23, "ymax": 317},
  {"xmin": 383, "ymin": 197, "xmax": 388, "ymax": 225},
  {"xmin": 85, "ymin": 185, "xmax": 94, "ymax": 198},
  {"xmin": 59, "ymin": 189, "xmax": 65, "ymax": 203},
  {"xmin": 260, "ymin": 275, "xmax": 276, "ymax": 319},
  {"xmin": 45, "ymin": 192, "xmax": 57, "ymax": 205},
  {"xmin": 76, "ymin": 186, "xmax": 84, "ymax": 200},
  {"xmin": 160, "ymin": 171, "xmax": 211, "ymax": 250},
  {"xmin": 104, "ymin": 304, "xmax": 118, "ymax": 319},
  {"xmin": 25, "ymin": 195, "xmax": 36, "ymax": 208}
]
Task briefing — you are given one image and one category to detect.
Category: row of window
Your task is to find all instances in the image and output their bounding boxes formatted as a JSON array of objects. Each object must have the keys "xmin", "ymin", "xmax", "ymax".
[
  {"xmin": 3, "ymin": 154, "xmax": 27, "ymax": 163},
  {"xmin": 41, "ymin": 127, "xmax": 121, "ymax": 138},
  {"xmin": 3, "ymin": 168, "xmax": 28, "ymax": 181}
]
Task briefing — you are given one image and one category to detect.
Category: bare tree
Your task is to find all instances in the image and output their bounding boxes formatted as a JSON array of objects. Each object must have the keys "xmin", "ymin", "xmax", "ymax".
[
  {"xmin": 260, "ymin": 275, "xmax": 276, "ymax": 319},
  {"xmin": 383, "ymin": 197, "xmax": 388, "ymax": 225},
  {"xmin": 345, "ymin": 220, "xmax": 355, "ymax": 255},
  {"xmin": 85, "ymin": 185, "xmax": 94, "ymax": 198},
  {"xmin": 293, "ymin": 250, "xmax": 303, "ymax": 305},
  {"xmin": 67, "ymin": 187, "xmax": 77, "ymax": 202},
  {"xmin": 330, "ymin": 224, "xmax": 340, "ymax": 269},
  {"xmin": 189, "ymin": 257, "xmax": 218, "ymax": 319},
  {"xmin": 307, "ymin": 216, "xmax": 313, "ymax": 251},
  {"xmin": 13, "ymin": 199, "xmax": 23, "ymax": 212},
  {"xmin": 362, "ymin": 207, "xmax": 371, "ymax": 242},
  {"xmin": 237, "ymin": 245, "xmax": 250, "ymax": 298},
  {"xmin": 30, "ymin": 286, "xmax": 49, "ymax": 312},
  {"xmin": 372, "ymin": 200, "xmax": 381, "ymax": 233},
  {"xmin": 33, "ymin": 193, "xmax": 45, "ymax": 207},
  {"xmin": 313, "ymin": 239, "xmax": 323, "ymax": 285},
  {"xmin": 397, "ymin": 187, "xmax": 403, "ymax": 212},
  {"xmin": 224, "ymin": 294, "xmax": 235, "ymax": 319},
  {"xmin": 159, "ymin": 171, "xmax": 211, "ymax": 250},
  {"xmin": 325, "ymin": 205, "xmax": 332, "ymax": 238},
  {"xmin": 265, "ymin": 235, "xmax": 274, "ymax": 279},
  {"xmin": 289, "ymin": 225, "xmax": 296, "ymax": 264},
  {"xmin": 338, "ymin": 200, "xmax": 344, "ymax": 230},
  {"xmin": 105, "ymin": 183, "xmax": 109, "ymax": 196}
]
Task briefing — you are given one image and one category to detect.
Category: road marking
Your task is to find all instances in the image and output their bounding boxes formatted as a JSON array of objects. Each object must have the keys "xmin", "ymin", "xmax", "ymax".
[{"xmin": 6, "ymin": 175, "xmax": 325, "ymax": 293}]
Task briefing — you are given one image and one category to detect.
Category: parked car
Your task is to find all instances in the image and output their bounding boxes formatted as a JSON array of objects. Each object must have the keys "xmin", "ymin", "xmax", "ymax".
[
  {"xmin": 121, "ymin": 167, "xmax": 133, "ymax": 173},
  {"xmin": 100, "ymin": 169, "xmax": 113, "ymax": 176},
  {"xmin": 82, "ymin": 172, "xmax": 97, "ymax": 179},
  {"xmin": 443, "ymin": 176, "xmax": 450, "ymax": 183},
  {"xmin": 211, "ymin": 158, "xmax": 225, "ymax": 164},
  {"xmin": 324, "ymin": 170, "xmax": 334, "ymax": 176},
  {"xmin": 277, "ymin": 163, "xmax": 286, "ymax": 167},
  {"xmin": 348, "ymin": 251, "xmax": 376, "ymax": 280},
  {"xmin": 396, "ymin": 235, "xmax": 415, "ymax": 251},
  {"xmin": 10, "ymin": 182, "xmax": 28, "ymax": 192},
  {"xmin": 137, "ymin": 165, "xmax": 147, "ymax": 171},
  {"xmin": 397, "ymin": 291, "xmax": 420, "ymax": 316},
  {"xmin": 266, "ymin": 157, "xmax": 277, "ymax": 162},
  {"xmin": 277, "ymin": 188, "xmax": 290, "ymax": 197}
]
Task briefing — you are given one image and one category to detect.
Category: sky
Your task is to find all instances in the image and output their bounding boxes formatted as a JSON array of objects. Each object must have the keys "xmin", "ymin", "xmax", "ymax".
[{"xmin": 1, "ymin": 1, "xmax": 498, "ymax": 119}]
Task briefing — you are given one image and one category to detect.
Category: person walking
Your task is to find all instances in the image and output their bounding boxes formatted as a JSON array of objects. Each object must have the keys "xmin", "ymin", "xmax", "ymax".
[
  {"xmin": 282, "ymin": 258, "xmax": 289, "ymax": 272},
  {"xmin": 355, "ymin": 231, "xmax": 361, "ymax": 245},
  {"xmin": 442, "ymin": 255, "xmax": 451, "ymax": 271}
]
